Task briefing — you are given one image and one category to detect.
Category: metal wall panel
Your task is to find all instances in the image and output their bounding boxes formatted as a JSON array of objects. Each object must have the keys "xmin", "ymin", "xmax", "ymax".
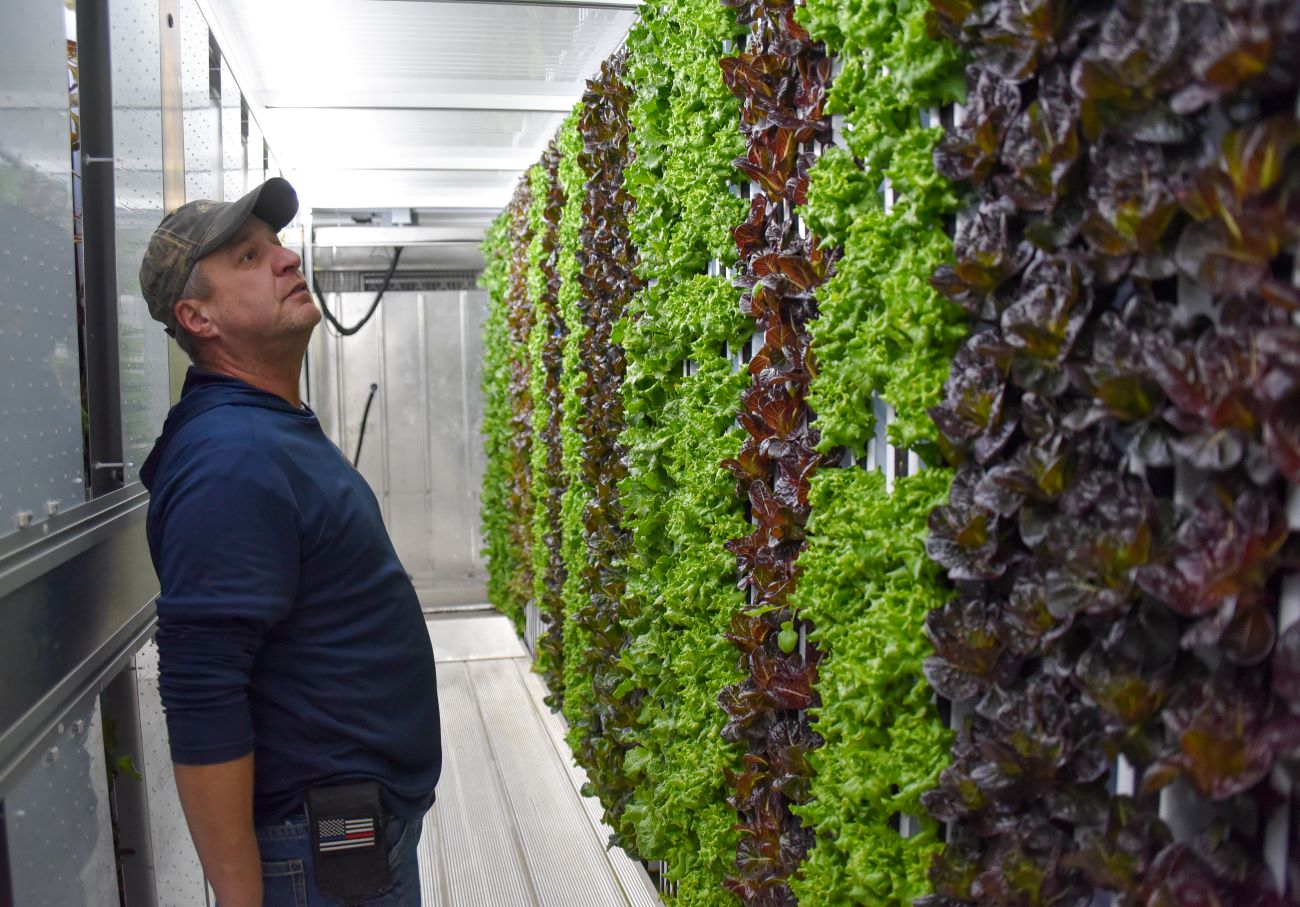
[
  {"xmin": 312, "ymin": 288, "xmax": 488, "ymax": 604},
  {"xmin": 3, "ymin": 692, "xmax": 118, "ymax": 906},
  {"xmin": 0, "ymin": 0, "xmax": 87, "ymax": 536},
  {"xmin": 0, "ymin": 494, "xmax": 157, "ymax": 790},
  {"xmin": 425, "ymin": 291, "xmax": 472, "ymax": 577},
  {"xmin": 461, "ymin": 290, "xmax": 488, "ymax": 573},
  {"xmin": 382, "ymin": 291, "xmax": 434, "ymax": 588},
  {"xmin": 111, "ymin": 0, "xmax": 173, "ymax": 483},
  {"xmin": 336, "ymin": 290, "xmax": 386, "ymax": 480}
]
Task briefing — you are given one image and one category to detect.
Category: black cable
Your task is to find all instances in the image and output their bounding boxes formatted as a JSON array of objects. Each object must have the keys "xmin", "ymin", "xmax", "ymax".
[
  {"xmin": 353, "ymin": 382, "xmax": 379, "ymax": 467},
  {"xmin": 312, "ymin": 246, "xmax": 403, "ymax": 337}
]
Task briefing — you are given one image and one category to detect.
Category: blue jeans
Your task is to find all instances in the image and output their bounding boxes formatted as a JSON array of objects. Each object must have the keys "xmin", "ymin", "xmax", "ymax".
[{"xmin": 252, "ymin": 810, "xmax": 423, "ymax": 907}]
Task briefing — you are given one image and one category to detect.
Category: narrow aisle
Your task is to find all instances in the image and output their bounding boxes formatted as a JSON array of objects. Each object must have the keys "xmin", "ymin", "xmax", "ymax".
[{"xmin": 420, "ymin": 612, "xmax": 660, "ymax": 907}]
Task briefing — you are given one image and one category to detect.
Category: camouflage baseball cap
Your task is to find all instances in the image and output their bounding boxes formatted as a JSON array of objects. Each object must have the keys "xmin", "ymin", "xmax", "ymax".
[{"xmin": 139, "ymin": 177, "xmax": 299, "ymax": 335}]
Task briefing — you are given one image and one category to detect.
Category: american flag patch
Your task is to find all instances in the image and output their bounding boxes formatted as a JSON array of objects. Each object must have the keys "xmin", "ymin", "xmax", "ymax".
[{"xmin": 318, "ymin": 817, "xmax": 377, "ymax": 852}]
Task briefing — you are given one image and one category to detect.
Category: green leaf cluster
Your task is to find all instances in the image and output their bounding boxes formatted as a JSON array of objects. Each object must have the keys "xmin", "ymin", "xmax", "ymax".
[
  {"xmin": 799, "ymin": 0, "xmax": 966, "ymax": 456},
  {"xmin": 615, "ymin": 0, "xmax": 751, "ymax": 895},
  {"xmin": 788, "ymin": 0, "xmax": 964, "ymax": 899},
  {"xmin": 527, "ymin": 154, "xmax": 570, "ymax": 699},
  {"xmin": 560, "ymin": 60, "xmax": 646, "ymax": 852},
  {"xmin": 479, "ymin": 190, "xmax": 534, "ymax": 635},
  {"xmin": 554, "ymin": 110, "xmax": 599, "ymax": 740},
  {"xmin": 803, "ymin": 143, "xmax": 967, "ymax": 455},
  {"xmin": 790, "ymin": 468, "xmax": 954, "ymax": 905},
  {"xmin": 624, "ymin": 0, "xmax": 748, "ymax": 278},
  {"xmin": 797, "ymin": 0, "xmax": 963, "ymax": 174},
  {"xmin": 620, "ymin": 281, "xmax": 751, "ymax": 904},
  {"xmin": 478, "ymin": 215, "xmax": 513, "ymax": 619}
]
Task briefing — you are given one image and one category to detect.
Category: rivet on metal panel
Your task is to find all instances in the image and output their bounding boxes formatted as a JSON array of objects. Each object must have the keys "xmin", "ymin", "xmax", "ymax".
[
  {"xmin": 71, "ymin": 720, "xmax": 85, "ymax": 736},
  {"xmin": 45, "ymin": 499, "xmax": 60, "ymax": 516},
  {"xmin": 16, "ymin": 510, "xmax": 33, "ymax": 528},
  {"xmin": 45, "ymin": 747, "xmax": 60, "ymax": 765}
]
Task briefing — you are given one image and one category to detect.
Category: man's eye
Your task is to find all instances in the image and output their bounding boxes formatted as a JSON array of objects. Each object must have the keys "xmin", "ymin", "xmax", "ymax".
[{"xmin": 241, "ymin": 249, "xmax": 257, "ymax": 262}]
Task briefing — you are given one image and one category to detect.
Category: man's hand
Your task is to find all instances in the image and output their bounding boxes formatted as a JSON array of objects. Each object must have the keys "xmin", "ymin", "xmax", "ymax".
[{"xmin": 174, "ymin": 754, "xmax": 262, "ymax": 907}]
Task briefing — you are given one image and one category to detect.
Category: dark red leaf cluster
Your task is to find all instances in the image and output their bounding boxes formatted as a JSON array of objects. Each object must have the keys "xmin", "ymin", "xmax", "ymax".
[
  {"xmin": 717, "ymin": 2, "xmax": 836, "ymax": 902},
  {"xmin": 535, "ymin": 145, "xmax": 570, "ymax": 704},
  {"xmin": 921, "ymin": 0, "xmax": 1300, "ymax": 901},
  {"xmin": 567, "ymin": 52, "xmax": 648, "ymax": 853},
  {"xmin": 504, "ymin": 180, "xmax": 538, "ymax": 621}
]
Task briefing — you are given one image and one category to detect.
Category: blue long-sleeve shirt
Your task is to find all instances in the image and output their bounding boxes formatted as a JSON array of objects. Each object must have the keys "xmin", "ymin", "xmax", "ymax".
[{"xmin": 141, "ymin": 368, "xmax": 441, "ymax": 824}]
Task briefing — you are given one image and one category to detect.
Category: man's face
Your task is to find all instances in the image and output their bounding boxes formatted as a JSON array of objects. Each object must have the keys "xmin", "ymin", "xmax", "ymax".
[{"xmin": 194, "ymin": 216, "xmax": 320, "ymax": 356}]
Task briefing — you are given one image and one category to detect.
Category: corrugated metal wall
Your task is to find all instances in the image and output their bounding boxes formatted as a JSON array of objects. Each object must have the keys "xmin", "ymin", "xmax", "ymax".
[{"xmin": 309, "ymin": 288, "xmax": 489, "ymax": 607}]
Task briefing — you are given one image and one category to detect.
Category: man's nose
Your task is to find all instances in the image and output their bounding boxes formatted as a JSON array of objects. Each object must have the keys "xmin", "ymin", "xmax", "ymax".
[{"xmin": 277, "ymin": 244, "xmax": 302, "ymax": 272}]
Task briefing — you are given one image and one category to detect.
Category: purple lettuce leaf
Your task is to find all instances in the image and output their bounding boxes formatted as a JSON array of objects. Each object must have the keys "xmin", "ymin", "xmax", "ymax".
[
  {"xmin": 1139, "ymin": 827, "xmax": 1288, "ymax": 906},
  {"xmin": 933, "ymin": 198, "xmax": 1037, "ymax": 319},
  {"xmin": 935, "ymin": 65, "xmax": 1022, "ymax": 185},
  {"xmin": 999, "ymin": 254, "xmax": 1094, "ymax": 366},
  {"xmin": 993, "ymin": 65, "xmax": 1082, "ymax": 211},
  {"xmin": 928, "ymin": 462, "xmax": 1014, "ymax": 581},
  {"xmin": 1142, "ymin": 672, "xmax": 1300, "ymax": 800},
  {"xmin": 930, "ymin": 331, "xmax": 1019, "ymax": 466}
]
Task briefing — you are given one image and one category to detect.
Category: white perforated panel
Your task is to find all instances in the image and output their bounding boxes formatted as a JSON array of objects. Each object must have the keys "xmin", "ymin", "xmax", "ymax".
[
  {"xmin": 112, "ymin": 0, "xmax": 173, "ymax": 483},
  {"xmin": 0, "ymin": 0, "xmax": 86, "ymax": 534},
  {"xmin": 181, "ymin": 0, "xmax": 220, "ymax": 202}
]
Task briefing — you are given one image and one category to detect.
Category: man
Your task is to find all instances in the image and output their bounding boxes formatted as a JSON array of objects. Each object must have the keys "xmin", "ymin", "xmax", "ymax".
[{"xmin": 138, "ymin": 177, "xmax": 441, "ymax": 906}]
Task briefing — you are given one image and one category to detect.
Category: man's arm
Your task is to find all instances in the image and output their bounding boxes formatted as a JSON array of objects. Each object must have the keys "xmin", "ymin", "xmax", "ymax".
[{"xmin": 174, "ymin": 754, "xmax": 263, "ymax": 907}]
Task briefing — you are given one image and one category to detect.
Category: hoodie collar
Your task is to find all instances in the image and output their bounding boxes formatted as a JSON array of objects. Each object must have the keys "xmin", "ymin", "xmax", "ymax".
[{"xmin": 140, "ymin": 366, "xmax": 311, "ymax": 489}]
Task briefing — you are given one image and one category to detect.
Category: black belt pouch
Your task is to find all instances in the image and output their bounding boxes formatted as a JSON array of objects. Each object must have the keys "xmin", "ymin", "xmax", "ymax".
[{"xmin": 305, "ymin": 781, "xmax": 392, "ymax": 902}]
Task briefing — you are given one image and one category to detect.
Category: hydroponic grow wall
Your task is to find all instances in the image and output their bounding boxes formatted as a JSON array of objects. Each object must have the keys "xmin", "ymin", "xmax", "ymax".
[{"xmin": 480, "ymin": 0, "xmax": 1300, "ymax": 901}]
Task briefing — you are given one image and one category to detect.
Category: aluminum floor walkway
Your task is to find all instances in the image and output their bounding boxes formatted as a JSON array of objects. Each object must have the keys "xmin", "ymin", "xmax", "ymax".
[{"xmin": 418, "ymin": 611, "xmax": 660, "ymax": 907}]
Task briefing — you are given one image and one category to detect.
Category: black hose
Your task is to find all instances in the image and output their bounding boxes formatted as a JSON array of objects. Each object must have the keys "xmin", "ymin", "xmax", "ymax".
[
  {"xmin": 353, "ymin": 382, "xmax": 379, "ymax": 468},
  {"xmin": 312, "ymin": 246, "xmax": 403, "ymax": 337}
]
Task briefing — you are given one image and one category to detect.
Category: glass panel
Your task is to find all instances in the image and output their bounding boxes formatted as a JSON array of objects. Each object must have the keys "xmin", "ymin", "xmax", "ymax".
[
  {"xmin": 112, "ymin": 0, "xmax": 172, "ymax": 483},
  {"xmin": 181, "ymin": 0, "xmax": 219, "ymax": 202},
  {"xmin": 245, "ymin": 110, "xmax": 264, "ymax": 187},
  {"xmin": 4, "ymin": 694, "xmax": 118, "ymax": 904},
  {"xmin": 0, "ymin": 0, "xmax": 86, "ymax": 535},
  {"xmin": 220, "ymin": 56, "xmax": 244, "ymax": 202}
]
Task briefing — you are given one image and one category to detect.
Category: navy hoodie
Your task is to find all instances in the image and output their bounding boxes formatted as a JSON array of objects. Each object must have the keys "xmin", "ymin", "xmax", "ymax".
[{"xmin": 141, "ymin": 368, "xmax": 441, "ymax": 824}]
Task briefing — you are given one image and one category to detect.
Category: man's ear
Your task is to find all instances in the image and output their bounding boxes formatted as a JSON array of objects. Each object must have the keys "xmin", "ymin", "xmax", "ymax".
[{"xmin": 174, "ymin": 297, "xmax": 217, "ymax": 339}]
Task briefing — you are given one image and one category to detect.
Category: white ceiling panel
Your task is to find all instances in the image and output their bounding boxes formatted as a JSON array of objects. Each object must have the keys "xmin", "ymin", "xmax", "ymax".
[
  {"xmin": 291, "ymin": 167, "xmax": 524, "ymax": 209},
  {"xmin": 210, "ymin": 0, "xmax": 635, "ymax": 93},
  {"xmin": 201, "ymin": 0, "xmax": 637, "ymax": 249},
  {"xmin": 258, "ymin": 82, "xmax": 585, "ymax": 112},
  {"xmin": 265, "ymin": 108, "xmax": 568, "ymax": 169}
]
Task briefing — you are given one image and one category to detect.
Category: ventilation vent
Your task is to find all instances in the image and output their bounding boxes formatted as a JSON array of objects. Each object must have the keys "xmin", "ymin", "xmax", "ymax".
[{"xmin": 314, "ymin": 270, "xmax": 481, "ymax": 293}]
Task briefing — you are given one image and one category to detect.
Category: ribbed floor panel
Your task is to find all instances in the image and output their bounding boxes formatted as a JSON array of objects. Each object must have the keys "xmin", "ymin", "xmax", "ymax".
[{"xmin": 420, "ymin": 615, "xmax": 660, "ymax": 906}]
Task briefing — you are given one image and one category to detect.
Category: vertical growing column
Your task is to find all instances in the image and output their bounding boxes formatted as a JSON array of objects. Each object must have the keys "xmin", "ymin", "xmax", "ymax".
[
  {"xmin": 618, "ymin": 0, "xmax": 754, "ymax": 897},
  {"xmin": 528, "ymin": 147, "xmax": 570, "ymax": 700},
  {"xmin": 481, "ymin": 182, "xmax": 538, "ymax": 634},
  {"xmin": 504, "ymin": 182, "xmax": 538, "ymax": 633},
  {"xmin": 716, "ymin": 0, "xmax": 833, "ymax": 902},
  {"xmin": 479, "ymin": 216, "xmax": 513, "ymax": 621},
  {"xmin": 921, "ymin": 0, "xmax": 1300, "ymax": 902},
  {"xmin": 561, "ymin": 56, "xmax": 645, "ymax": 851},
  {"xmin": 777, "ymin": 0, "xmax": 967, "ymax": 899}
]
